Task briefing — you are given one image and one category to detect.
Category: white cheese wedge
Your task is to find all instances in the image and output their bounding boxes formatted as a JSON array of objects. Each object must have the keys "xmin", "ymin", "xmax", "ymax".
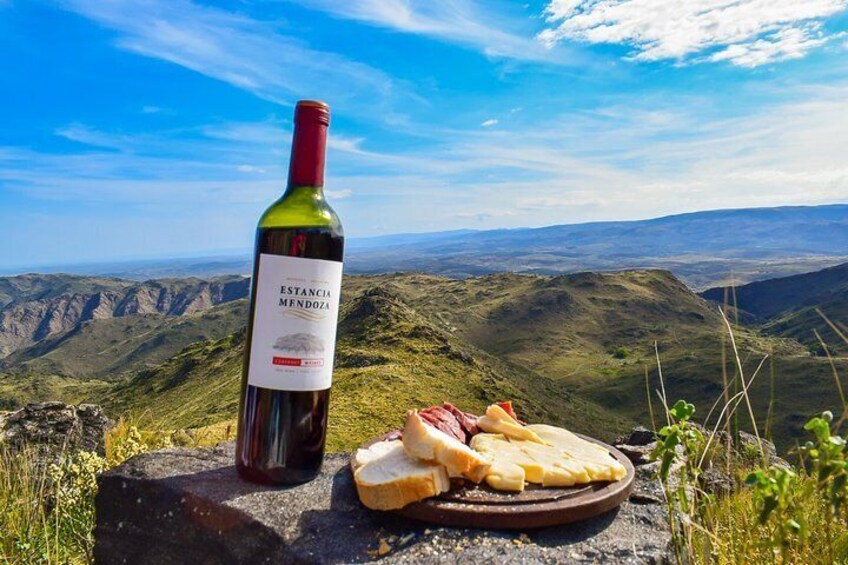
[
  {"xmin": 476, "ymin": 404, "xmax": 546, "ymax": 444},
  {"xmin": 527, "ymin": 424, "xmax": 627, "ymax": 482},
  {"xmin": 470, "ymin": 426, "xmax": 626, "ymax": 489},
  {"xmin": 482, "ymin": 459, "xmax": 526, "ymax": 492},
  {"xmin": 352, "ymin": 440, "xmax": 451, "ymax": 510}
]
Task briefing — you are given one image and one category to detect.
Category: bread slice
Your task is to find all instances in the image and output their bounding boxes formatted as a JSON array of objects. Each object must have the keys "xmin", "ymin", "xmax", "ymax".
[
  {"xmin": 402, "ymin": 411, "xmax": 492, "ymax": 483},
  {"xmin": 352, "ymin": 440, "xmax": 450, "ymax": 511}
]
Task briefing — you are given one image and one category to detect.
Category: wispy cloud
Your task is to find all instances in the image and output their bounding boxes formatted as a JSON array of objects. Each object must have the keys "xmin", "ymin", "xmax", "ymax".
[
  {"xmin": 12, "ymin": 84, "xmax": 847, "ymax": 235},
  {"xmin": 56, "ymin": 0, "xmax": 403, "ymax": 112},
  {"xmin": 54, "ymin": 123, "xmax": 132, "ymax": 150},
  {"xmin": 481, "ymin": 119, "xmax": 498, "ymax": 127},
  {"xmin": 293, "ymin": 0, "xmax": 558, "ymax": 62},
  {"xmin": 141, "ymin": 105, "xmax": 168, "ymax": 114},
  {"xmin": 539, "ymin": 0, "xmax": 848, "ymax": 67}
]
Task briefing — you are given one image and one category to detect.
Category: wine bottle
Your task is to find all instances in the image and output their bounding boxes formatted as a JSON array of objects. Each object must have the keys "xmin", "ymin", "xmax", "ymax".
[{"xmin": 236, "ymin": 100, "xmax": 344, "ymax": 485}]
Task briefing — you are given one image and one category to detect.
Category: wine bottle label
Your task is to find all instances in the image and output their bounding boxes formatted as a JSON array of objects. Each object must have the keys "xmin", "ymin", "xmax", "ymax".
[{"xmin": 247, "ymin": 253, "xmax": 343, "ymax": 391}]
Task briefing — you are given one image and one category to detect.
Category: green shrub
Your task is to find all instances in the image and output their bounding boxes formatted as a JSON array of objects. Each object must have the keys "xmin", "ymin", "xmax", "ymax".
[{"xmin": 608, "ymin": 345, "xmax": 631, "ymax": 359}]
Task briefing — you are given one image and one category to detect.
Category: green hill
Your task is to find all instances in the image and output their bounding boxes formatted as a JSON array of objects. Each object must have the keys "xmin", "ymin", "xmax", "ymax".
[
  {"xmin": 702, "ymin": 262, "xmax": 848, "ymax": 355},
  {"xmin": 3, "ymin": 269, "xmax": 844, "ymax": 454},
  {"xmin": 0, "ymin": 371, "xmax": 110, "ymax": 411},
  {"xmin": 345, "ymin": 271, "xmax": 845, "ymax": 452},
  {"xmin": 357, "ymin": 270, "xmax": 723, "ymax": 386},
  {"xmin": 100, "ymin": 284, "xmax": 630, "ymax": 452}
]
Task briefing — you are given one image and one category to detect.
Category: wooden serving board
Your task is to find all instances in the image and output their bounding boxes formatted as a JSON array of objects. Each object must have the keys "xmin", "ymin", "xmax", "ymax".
[{"xmin": 355, "ymin": 433, "xmax": 635, "ymax": 530}]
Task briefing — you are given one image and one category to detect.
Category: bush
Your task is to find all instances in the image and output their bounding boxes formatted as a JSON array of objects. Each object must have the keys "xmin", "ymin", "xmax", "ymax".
[{"xmin": 608, "ymin": 345, "xmax": 631, "ymax": 359}]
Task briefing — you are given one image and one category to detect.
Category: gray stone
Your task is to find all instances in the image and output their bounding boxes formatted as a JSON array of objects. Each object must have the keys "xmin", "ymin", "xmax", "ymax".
[
  {"xmin": 616, "ymin": 443, "xmax": 656, "ymax": 466},
  {"xmin": 615, "ymin": 427, "xmax": 656, "ymax": 447},
  {"xmin": 94, "ymin": 442, "xmax": 671, "ymax": 564},
  {"xmin": 701, "ymin": 467, "xmax": 734, "ymax": 497},
  {"xmin": 0, "ymin": 402, "xmax": 111, "ymax": 457}
]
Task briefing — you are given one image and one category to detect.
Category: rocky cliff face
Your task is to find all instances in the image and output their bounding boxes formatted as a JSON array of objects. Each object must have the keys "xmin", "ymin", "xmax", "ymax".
[{"xmin": 0, "ymin": 274, "xmax": 250, "ymax": 357}]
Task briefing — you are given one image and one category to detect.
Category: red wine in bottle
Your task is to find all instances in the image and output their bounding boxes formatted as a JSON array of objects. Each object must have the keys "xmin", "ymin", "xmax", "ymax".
[{"xmin": 236, "ymin": 100, "xmax": 344, "ymax": 485}]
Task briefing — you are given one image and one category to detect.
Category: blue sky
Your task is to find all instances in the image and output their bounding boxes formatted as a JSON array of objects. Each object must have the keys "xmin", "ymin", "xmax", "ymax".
[{"xmin": 2, "ymin": 0, "xmax": 848, "ymax": 268}]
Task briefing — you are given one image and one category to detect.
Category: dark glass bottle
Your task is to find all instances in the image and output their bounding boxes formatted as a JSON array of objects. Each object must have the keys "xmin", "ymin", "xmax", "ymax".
[{"xmin": 236, "ymin": 101, "xmax": 344, "ymax": 485}]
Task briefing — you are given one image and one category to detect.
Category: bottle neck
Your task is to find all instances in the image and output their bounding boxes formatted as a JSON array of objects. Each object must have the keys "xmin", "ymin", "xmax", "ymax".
[{"xmin": 287, "ymin": 115, "xmax": 327, "ymax": 190}]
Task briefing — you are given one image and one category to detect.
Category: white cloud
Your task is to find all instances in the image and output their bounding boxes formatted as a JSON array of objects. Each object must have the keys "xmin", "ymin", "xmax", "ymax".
[
  {"xmin": 57, "ymin": 0, "xmax": 402, "ymax": 112},
  {"xmin": 481, "ymin": 119, "xmax": 498, "ymax": 127},
  {"xmin": 326, "ymin": 189, "xmax": 353, "ymax": 199},
  {"xmin": 328, "ymin": 135, "xmax": 367, "ymax": 154},
  {"xmin": 539, "ymin": 0, "xmax": 848, "ymax": 67},
  {"xmin": 291, "ymin": 0, "xmax": 587, "ymax": 62},
  {"xmin": 141, "ymin": 105, "xmax": 164, "ymax": 114},
  {"xmin": 237, "ymin": 165, "xmax": 267, "ymax": 174},
  {"xmin": 54, "ymin": 123, "xmax": 131, "ymax": 150}
]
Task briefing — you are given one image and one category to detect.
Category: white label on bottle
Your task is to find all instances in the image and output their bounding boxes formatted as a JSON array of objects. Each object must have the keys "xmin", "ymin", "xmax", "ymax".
[{"xmin": 247, "ymin": 254, "xmax": 343, "ymax": 391}]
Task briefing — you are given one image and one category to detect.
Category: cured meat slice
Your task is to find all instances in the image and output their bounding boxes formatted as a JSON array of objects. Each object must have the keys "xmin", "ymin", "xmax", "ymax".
[
  {"xmin": 419, "ymin": 406, "xmax": 465, "ymax": 443},
  {"xmin": 442, "ymin": 402, "xmax": 479, "ymax": 437},
  {"xmin": 496, "ymin": 401, "xmax": 524, "ymax": 424}
]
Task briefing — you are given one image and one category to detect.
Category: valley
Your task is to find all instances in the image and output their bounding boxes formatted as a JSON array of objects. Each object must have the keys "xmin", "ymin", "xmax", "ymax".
[{"xmin": 0, "ymin": 263, "xmax": 845, "ymax": 453}]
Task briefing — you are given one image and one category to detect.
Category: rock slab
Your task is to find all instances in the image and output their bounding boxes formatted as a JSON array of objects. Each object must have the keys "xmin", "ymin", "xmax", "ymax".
[
  {"xmin": 95, "ymin": 442, "xmax": 670, "ymax": 564},
  {"xmin": 0, "ymin": 401, "xmax": 110, "ymax": 456}
]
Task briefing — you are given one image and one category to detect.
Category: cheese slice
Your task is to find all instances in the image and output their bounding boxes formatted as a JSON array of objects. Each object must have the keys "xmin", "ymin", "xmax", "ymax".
[
  {"xmin": 483, "ymin": 459, "xmax": 526, "ymax": 492},
  {"xmin": 527, "ymin": 425, "xmax": 627, "ymax": 482},
  {"xmin": 476, "ymin": 404, "xmax": 546, "ymax": 444},
  {"xmin": 470, "ymin": 426, "xmax": 626, "ymax": 489}
]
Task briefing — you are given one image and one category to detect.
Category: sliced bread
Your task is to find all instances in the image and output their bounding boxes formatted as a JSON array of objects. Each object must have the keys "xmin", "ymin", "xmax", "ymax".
[
  {"xmin": 352, "ymin": 440, "xmax": 450, "ymax": 511},
  {"xmin": 402, "ymin": 410, "xmax": 491, "ymax": 483}
]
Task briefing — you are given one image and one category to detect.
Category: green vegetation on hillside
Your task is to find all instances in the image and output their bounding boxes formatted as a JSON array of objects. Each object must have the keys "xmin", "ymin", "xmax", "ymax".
[
  {"xmin": 338, "ymin": 271, "xmax": 845, "ymax": 452},
  {"xmin": 2, "ymin": 269, "xmax": 844, "ymax": 455},
  {"xmin": 0, "ymin": 372, "xmax": 108, "ymax": 411},
  {"xmin": 101, "ymin": 285, "xmax": 629, "ymax": 452},
  {"xmin": 1, "ymin": 267, "xmax": 847, "ymax": 564}
]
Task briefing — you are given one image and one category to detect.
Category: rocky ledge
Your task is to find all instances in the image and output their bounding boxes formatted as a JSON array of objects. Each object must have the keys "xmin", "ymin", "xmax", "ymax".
[
  {"xmin": 94, "ymin": 440, "xmax": 671, "ymax": 564},
  {"xmin": 0, "ymin": 401, "xmax": 111, "ymax": 456}
]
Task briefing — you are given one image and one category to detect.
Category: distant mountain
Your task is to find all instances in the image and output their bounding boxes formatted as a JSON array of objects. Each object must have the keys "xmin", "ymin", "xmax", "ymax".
[
  {"xmin": 0, "ymin": 274, "xmax": 249, "ymax": 358},
  {"xmin": 345, "ymin": 204, "xmax": 848, "ymax": 289},
  {"xmin": 702, "ymin": 262, "xmax": 848, "ymax": 355},
  {"xmin": 0, "ymin": 255, "xmax": 253, "ymax": 281},
  {"xmin": 3, "ymin": 205, "xmax": 846, "ymax": 289},
  {"xmin": 701, "ymin": 262, "xmax": 848, "ymax": 319}
]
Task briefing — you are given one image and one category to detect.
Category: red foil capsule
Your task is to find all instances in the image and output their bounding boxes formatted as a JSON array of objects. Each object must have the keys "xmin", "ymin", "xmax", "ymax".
[{"xmin": 287, "ymin": 100, "xmax": 330, "ymax": 188}]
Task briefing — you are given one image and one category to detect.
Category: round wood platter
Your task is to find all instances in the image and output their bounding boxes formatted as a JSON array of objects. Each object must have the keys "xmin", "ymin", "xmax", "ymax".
[{"xmin": 354, "ymin": 433, "xmax": 635, "ymax": 530}]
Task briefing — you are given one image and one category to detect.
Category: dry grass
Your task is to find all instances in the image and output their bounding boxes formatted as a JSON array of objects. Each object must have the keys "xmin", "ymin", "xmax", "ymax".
[{"xmin": 651, "ymin": 308, "xmax": 848, "ymax": 564}]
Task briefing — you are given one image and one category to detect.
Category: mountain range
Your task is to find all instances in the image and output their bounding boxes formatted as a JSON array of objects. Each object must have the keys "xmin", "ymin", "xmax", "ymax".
[
  {"xmin": 5, "ymin": 204, "xmax": 847, "ymax": 290},
  {"xmin": 1, "ymin": 260, "xmax": 845, "ymax": 452},
  {"xmin": 0, "ymin": 274, "xmax": 248, "ymax": 363},
  {"xmin": 702, "ymin": 263, "xmax": 848, "ymax": 355}
]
